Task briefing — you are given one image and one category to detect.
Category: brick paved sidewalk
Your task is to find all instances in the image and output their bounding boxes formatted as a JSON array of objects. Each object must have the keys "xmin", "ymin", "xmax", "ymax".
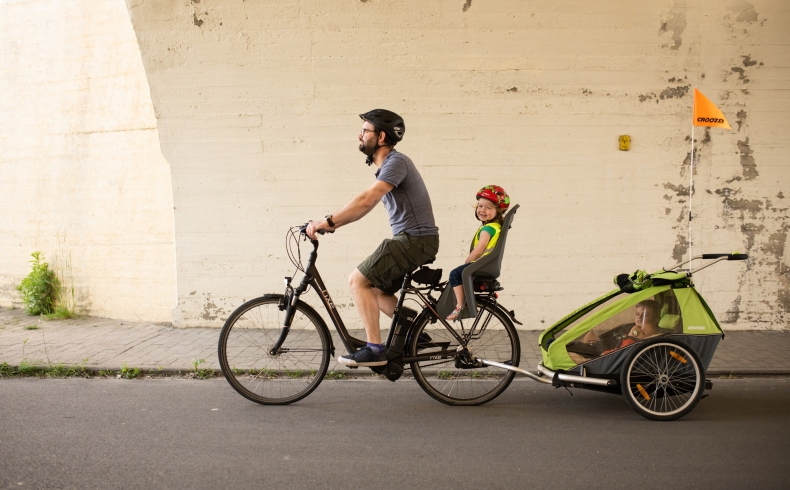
[{"xmin": 1, "ymin": 308, "xmax": 788, "ymax": 375}]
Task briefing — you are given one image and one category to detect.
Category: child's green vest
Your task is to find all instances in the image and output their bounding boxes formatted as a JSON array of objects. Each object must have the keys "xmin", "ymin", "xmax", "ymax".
[{"xmin": 470, "ymin": 222, "xmax": 502, "ymax": 260}]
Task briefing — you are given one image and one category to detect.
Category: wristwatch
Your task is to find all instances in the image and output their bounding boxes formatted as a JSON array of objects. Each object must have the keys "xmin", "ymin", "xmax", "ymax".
[{"xmin": 325, "ymin": 215, "xmax": 336, "ymax": 228}]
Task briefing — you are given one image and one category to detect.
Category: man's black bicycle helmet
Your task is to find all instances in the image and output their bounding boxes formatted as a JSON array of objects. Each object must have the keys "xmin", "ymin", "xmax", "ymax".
[{"xmin": 359, "ymin": 109, "xmax": 405, "ymax": 146}]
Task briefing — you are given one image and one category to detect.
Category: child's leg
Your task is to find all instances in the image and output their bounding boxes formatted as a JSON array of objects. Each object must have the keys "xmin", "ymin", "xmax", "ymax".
[
  {"xmin": 447, "ymin": 264, "xmax": 470, "ymax": 320},
  {"xmin": 453, "ymin": 284, "xmax": 465, "ymax": 309}
]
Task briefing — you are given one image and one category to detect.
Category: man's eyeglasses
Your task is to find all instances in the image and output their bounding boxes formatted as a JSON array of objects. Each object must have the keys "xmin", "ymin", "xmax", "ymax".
[{"xmin": 360, "ymin": 128, "xmax": 379, "ymax": 137}]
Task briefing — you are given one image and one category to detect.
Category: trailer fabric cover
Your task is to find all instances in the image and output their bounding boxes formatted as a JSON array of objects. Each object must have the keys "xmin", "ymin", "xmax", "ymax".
[{"xmin": 541, "ymin": 284, "xmax": 723, "ymax": 371}]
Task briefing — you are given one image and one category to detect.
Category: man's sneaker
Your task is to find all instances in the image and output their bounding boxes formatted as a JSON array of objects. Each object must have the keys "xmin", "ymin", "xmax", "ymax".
[{"xmin": 338, "ymin": 346, "xmax": 388, "ymax": 367}]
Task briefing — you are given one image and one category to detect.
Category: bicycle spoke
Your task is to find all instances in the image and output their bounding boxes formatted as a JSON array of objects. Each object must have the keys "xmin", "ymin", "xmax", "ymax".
[
  {"xmin": 624, "ymin": 341, "xmax": 702, "ymax": 420},
  {"xmin": 410, "ymin": 301, "xmax": 519, "ymax": 406}
]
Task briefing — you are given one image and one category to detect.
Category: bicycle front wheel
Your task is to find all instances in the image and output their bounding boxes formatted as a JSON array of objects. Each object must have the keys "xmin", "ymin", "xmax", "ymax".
[
  {"xmin": 218, "ymin": 295, "xmax": 330, "ymax": 405},
  {"xmin": 409, "ymin": 300, "xmax": 520, "ymax": 406}
]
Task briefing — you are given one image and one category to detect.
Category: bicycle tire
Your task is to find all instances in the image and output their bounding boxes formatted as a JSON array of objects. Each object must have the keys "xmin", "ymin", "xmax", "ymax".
[
  {"xmin": 218, "ymin": 294, "xmax": 330, "ymax": 405},
  {"xmin": 620, "ymin": 337, "xmax": 704, "ymax": 421},
  {"xmin": 408, "ymin": 300, "xmax": 520, "ymax": 406}
]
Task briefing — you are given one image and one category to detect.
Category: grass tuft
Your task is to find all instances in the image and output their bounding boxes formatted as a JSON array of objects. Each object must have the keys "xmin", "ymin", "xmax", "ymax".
[
  {"xmin": 190, "ymin": 358, "xmax": 215, "ymax": 379},
  {"xmin": 120, "ymin": 363, "xmax": 141, "ymax": 379}
]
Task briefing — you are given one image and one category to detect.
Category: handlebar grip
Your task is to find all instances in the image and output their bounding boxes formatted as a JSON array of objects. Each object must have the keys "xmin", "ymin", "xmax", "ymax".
[
  {"xmin": 700, "ymin": 253, "xmax": 748, "ymax": 260},
  {"xmin": 298, "ymin": 223, "xmax": 334, "ymax": 235}
]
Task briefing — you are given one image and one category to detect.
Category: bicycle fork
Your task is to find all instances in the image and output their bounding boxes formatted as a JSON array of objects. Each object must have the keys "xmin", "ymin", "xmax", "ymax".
[{"xmin": 269, "ymin": 275, "xmax": 309, "ymax": 355}]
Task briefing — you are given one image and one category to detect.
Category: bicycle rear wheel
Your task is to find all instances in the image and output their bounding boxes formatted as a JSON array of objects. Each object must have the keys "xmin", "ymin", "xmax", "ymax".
[
  {"xmin": 218, "ymin": 295, "xmax": 330, "ymax": 405},
  {"xmin": 409, "ymin": 300, "xmax": 520, "ymax": 406}
]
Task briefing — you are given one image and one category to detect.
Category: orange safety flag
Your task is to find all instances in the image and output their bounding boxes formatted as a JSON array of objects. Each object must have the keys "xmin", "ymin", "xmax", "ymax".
[{"xmin": 693, "ymin": 88, "xmax": 731, "ymax": 130}]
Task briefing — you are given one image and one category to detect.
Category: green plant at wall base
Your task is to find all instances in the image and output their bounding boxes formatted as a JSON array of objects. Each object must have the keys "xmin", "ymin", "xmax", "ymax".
[
  {"xmin": 45, "ymin": 305, "xmax": 76, "ymax": 320},
  {"xmin": 16, "ymin": 252, "xmax": 60, "ymax": 315},
  {"xmin": 45, "ymin": 232, "xmax": 78, "ymax": 320}
]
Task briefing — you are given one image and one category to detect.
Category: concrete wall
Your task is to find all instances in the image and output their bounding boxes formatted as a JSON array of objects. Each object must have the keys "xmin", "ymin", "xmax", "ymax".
[
  {"xmin": 3, "ymin": 0, "xmax": 786, "ymax": 330},
  {"xmin": 124, "ymin": 0, "xmax": 789, "ymax": 330},
  {"xmin": 0, "ymin": 0, "xmax": 176, "ymax": 321}
]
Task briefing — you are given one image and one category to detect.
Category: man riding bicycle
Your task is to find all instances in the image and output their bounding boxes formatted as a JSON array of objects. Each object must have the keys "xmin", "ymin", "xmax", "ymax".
[{"xmin": 306, "ymin": 109, "xmax": 440, "ymax": 367}]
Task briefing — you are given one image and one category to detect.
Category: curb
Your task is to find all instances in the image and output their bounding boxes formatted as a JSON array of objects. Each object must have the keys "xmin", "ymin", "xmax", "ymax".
[{"xmin": 3, "ymin": 363, "xmax": 790, "ymax": 379}]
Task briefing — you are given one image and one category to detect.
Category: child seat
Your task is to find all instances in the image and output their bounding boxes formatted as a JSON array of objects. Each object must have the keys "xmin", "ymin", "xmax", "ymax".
[{"xmin": 436, "ymin": 204, "xmax": 519, "ymax": 318}]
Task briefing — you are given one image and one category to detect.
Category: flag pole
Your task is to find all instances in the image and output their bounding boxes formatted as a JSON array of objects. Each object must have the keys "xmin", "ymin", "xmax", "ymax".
[
  {"xmin": 688, "ymin": 123, "xmax": 695, "ymax": 269},
  {"xmin": 686, "ymin": 88, "xmax": 732, "ymax": 270}
]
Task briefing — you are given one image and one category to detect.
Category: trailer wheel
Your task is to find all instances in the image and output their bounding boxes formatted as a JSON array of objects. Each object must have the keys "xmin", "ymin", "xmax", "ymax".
[{"xmin": 620, "ymin": 337, "xmax": 704, "ymax": 421}]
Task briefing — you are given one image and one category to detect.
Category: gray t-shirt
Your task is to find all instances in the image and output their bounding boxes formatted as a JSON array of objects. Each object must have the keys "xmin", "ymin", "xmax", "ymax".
[{"xmin": 375, "ymin": 150, "xmax": 439, "ymax": 236}]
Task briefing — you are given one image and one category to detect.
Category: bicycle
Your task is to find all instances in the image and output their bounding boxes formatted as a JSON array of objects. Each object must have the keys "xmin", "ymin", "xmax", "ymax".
[{"xmin": 217, "ymin": 225, "xmax": 522, "ymax": 406}]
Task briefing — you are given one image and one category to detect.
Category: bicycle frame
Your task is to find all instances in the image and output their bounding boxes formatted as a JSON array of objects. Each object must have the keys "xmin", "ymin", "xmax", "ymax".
[{"xmin": 275, "ymin": 236, "xmax": 499, "ymax": 366}]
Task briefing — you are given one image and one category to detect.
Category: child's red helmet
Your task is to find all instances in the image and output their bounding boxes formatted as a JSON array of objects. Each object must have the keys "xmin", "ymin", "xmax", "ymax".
[{"xmin": 476, "ymin": 185, "xmax": 510, "ymax": 210}]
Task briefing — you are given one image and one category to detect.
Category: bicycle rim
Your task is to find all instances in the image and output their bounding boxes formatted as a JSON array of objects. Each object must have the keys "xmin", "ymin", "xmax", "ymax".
[
  {"xmin": 218, "ymin": 296, "xmax": 330, "ymax": 405},
  {"xmin": 623, "ymin": 340, "xmax": 702, "ymax": 420},
  {"xmin": 409, "ymin": 302, "xmax": 519, "ymax": 406}
]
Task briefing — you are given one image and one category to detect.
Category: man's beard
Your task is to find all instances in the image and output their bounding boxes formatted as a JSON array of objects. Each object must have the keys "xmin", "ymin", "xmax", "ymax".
[{"xmin": 359, "ymin": 139, "xmax": 377, "ymax": 157}]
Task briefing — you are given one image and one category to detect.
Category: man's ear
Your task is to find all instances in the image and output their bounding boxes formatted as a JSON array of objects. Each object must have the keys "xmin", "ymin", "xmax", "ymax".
[{"xmin": 378, "ymin": 131, "xmax": 388, "ymax": 146}]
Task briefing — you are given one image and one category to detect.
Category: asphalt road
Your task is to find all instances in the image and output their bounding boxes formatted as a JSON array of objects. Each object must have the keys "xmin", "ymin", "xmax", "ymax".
[{"xmin": 1, "ymin": 377, "xmax": 788, "ymax": 490}]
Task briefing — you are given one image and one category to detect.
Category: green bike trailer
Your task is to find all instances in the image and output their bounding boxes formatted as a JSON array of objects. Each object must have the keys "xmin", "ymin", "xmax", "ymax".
[
  {"xmin": 539, "ymin": 273, "xmax": 722, "ymax": 373},
  {"xmin": 481, "ymin": 253, "xmax": 748, "ymax": 421}
]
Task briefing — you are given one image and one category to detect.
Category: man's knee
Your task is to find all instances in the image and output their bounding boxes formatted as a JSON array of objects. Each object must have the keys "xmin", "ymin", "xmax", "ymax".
[{"xmin": 349, "ymin": 269, "xmax": 371, "ymax": 292}]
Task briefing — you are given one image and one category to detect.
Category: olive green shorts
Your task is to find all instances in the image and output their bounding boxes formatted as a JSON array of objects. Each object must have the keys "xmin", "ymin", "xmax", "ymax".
[{"xmin": 358, "ymin": 233, "xmax": 440, "ymax": 296}]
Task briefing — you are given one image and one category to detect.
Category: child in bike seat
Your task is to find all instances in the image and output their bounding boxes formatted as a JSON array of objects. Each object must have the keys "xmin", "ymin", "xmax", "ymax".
[{"xmin": 446, "ymin": 185, "xmax": 510, "ymax": 321}]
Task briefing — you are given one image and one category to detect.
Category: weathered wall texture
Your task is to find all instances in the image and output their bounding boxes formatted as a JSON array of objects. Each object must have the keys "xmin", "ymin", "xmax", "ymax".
[
  {"xmin": 0, "ymin": 0, "xmax": 176, "ymax": 321},
  {"xmin": 125, "ymin": 0, "xmax": 788, "ymax": 330}
]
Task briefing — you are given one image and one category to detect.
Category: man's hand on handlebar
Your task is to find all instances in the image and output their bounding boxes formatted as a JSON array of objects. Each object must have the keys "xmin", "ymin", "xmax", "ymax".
[{"xmin": 305, "ymin": 219, "xmax": 335, "ymax": 240}]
